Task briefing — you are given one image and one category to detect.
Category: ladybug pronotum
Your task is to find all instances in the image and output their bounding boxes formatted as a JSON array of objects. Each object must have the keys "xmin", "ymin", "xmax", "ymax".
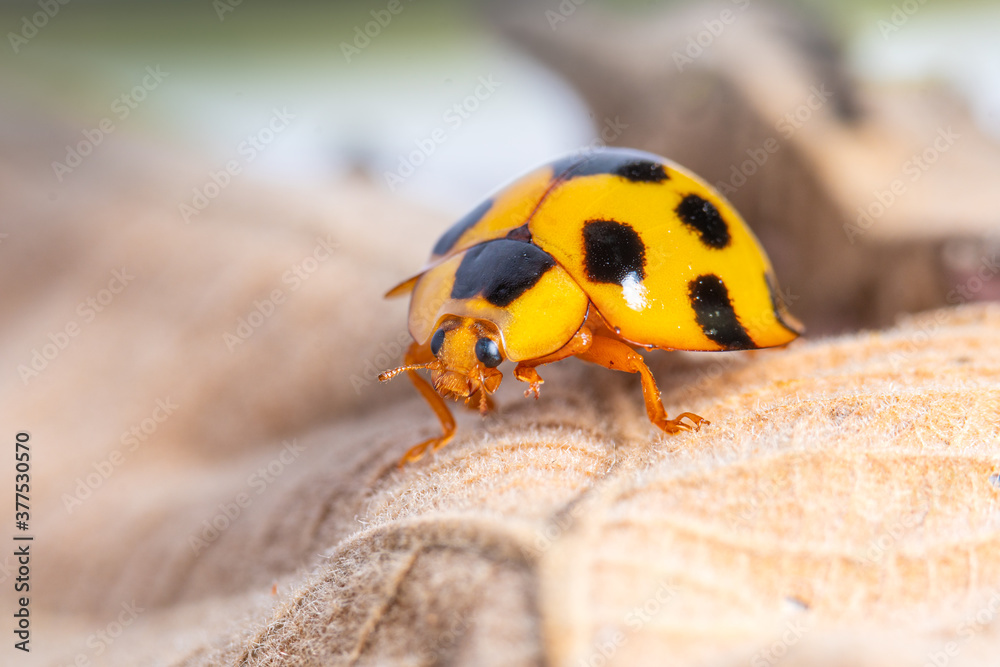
[{"xmin": 380, "ymin": 148, "xmax": 802, "ymax": 466}]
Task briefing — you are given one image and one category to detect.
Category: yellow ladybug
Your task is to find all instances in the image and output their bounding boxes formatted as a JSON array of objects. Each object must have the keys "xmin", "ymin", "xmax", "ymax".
[{"xmin": 380, "ymin": 148, "xmax": 801, "ymax": 466}]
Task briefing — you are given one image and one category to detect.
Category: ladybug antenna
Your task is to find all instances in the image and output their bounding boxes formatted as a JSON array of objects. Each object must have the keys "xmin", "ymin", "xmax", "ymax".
[{"xmin": 378, "ymin": 361, "xmax": 437, "ymax": 383}]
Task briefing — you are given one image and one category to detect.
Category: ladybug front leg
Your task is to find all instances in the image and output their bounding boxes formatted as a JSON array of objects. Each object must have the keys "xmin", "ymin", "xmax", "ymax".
[
  {"xmin": 398, "ymin": 341, "xmax": 456, "ymax": 467},
  {"xmin": 513, "ymin": 326, "xmax": 594, "ymax": 399},
  {"xmin": 576, "ymin": 335, "xmax": 708, "ymax": 434}
]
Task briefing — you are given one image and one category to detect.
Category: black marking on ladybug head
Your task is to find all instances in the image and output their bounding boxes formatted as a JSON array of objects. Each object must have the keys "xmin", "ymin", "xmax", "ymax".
[
  {"xmin": 550, "ymin": 149, "xmax": 670, "ymax": 184},
  {"xmin": 450, "ymin": 240, "xmax": 555, "ymax": 308},
  {"xmin": 675, "ymin": 194, "xmax": 730, "ymax": 249},
  {"xmin": 688, "ymin": 274, "xmax": 756, "ymax": 349},
  {"xmin": 432, "ymin": 198, "xmax": 494, "ymax": 257},
  {"xmin": 475, "ymin": 337, "xmax": 502, "ymax": 367},
  {"xmin": 582, "ymin": 220, "xmax": 646, "ymax": 285},
  {"xmin": 430, "ymin": 328, "xmax": 446, "ymax": 356}
]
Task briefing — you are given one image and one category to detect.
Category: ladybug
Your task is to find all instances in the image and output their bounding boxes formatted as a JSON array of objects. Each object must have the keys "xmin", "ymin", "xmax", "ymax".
[{"xmin": 380, "ymin": 148, "xmax": 801, "ymax": 466}]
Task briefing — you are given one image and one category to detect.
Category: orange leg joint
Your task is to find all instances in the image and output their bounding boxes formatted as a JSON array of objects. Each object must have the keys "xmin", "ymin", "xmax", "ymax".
[
  {"xmin": 577, "ymin": 334, "xmax": 707, "ymax": 434},
  {"xmin": 513, "ymin": 326, "xmax": 594, "ymax": 398},
  {"xmin": 514, "ymin": 325, "xmax": 706, "ymax": 434}
]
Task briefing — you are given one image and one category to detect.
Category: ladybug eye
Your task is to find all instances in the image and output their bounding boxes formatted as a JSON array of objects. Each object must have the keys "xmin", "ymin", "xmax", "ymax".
[
  {"xmin": 475, "ymin": 338, "xmax": 502, "ymax": 368},
  {"xmin": 430, "ymin": 329, "xmax": 446, "ymax": 356}
]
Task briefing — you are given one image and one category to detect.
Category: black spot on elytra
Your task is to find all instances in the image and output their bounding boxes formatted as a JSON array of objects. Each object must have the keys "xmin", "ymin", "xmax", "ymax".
[
  {"xmin": 582, "ymin": 220, "xmax": 646, "ymax": 285},
  {"xmin": 675, "ymin": 194, "xmax": 730, "ymax": 249},
  {"xmin": 614, "ymin": 160, "xmax": 669, "ymax": 183},
  {"xmin": 688, "ymin": 274, "xmax": 756, "ymax": 349},
  {"xmin": 451, "ymin": 240, "xmax": 555, "ymax": 307},
  {"xmin": 432, "ymin": 198, "xmax": 493, "ymax": 256},
  {"xmin": 549, "ymin": 148, "xmax": 670, "ymax": 184}
]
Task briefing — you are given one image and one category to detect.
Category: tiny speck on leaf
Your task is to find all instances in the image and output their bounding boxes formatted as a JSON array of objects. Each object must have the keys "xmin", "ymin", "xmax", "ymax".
[{"xmin": 782, "ymin": 596, "xmax": 810, "ymax": 613}]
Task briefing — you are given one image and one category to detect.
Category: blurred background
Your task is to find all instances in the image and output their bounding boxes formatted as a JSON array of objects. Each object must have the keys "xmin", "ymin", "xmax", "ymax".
[
  {"xmin": 6, "ymin": 0, "xmax": 999, "ymax": 335},
  {"xmin": 3, "ymin": 0, "xmax": 998, "ymax": 213}
]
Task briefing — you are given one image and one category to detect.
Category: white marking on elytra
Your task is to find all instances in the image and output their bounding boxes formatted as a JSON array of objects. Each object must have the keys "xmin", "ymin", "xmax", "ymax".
[{"xmin": 621, "ymin": 271, "xmax": 648, "ymax": 310}]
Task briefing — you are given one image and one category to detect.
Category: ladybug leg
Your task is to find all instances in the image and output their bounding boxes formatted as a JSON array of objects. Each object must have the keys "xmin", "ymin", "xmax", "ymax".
[
  {"xmin": 576, "ymin": 335, "xmax": 709, "ymax": 434},
  {"xmin": 398, "ymin": 342, "xmax": 456, "ymax": 467},
  {"xmin": 513, "ymin": 326, "xmax": 594, "ymax": 399}
]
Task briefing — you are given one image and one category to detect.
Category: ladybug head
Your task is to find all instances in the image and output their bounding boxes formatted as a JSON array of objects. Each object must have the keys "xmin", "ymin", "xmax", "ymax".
[{"xmin": 380, "ymin": 316, "xmax": 503, "ymax": 412}]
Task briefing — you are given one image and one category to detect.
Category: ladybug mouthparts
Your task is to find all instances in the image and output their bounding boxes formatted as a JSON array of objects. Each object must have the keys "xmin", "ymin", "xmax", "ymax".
[
  {"xmin": 432, "ymin": 370, "xmax": 477, "ymax": 399},
  {"xmin": 430, "ymin": 366, "xmax": 502, "ymax": 416}
]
